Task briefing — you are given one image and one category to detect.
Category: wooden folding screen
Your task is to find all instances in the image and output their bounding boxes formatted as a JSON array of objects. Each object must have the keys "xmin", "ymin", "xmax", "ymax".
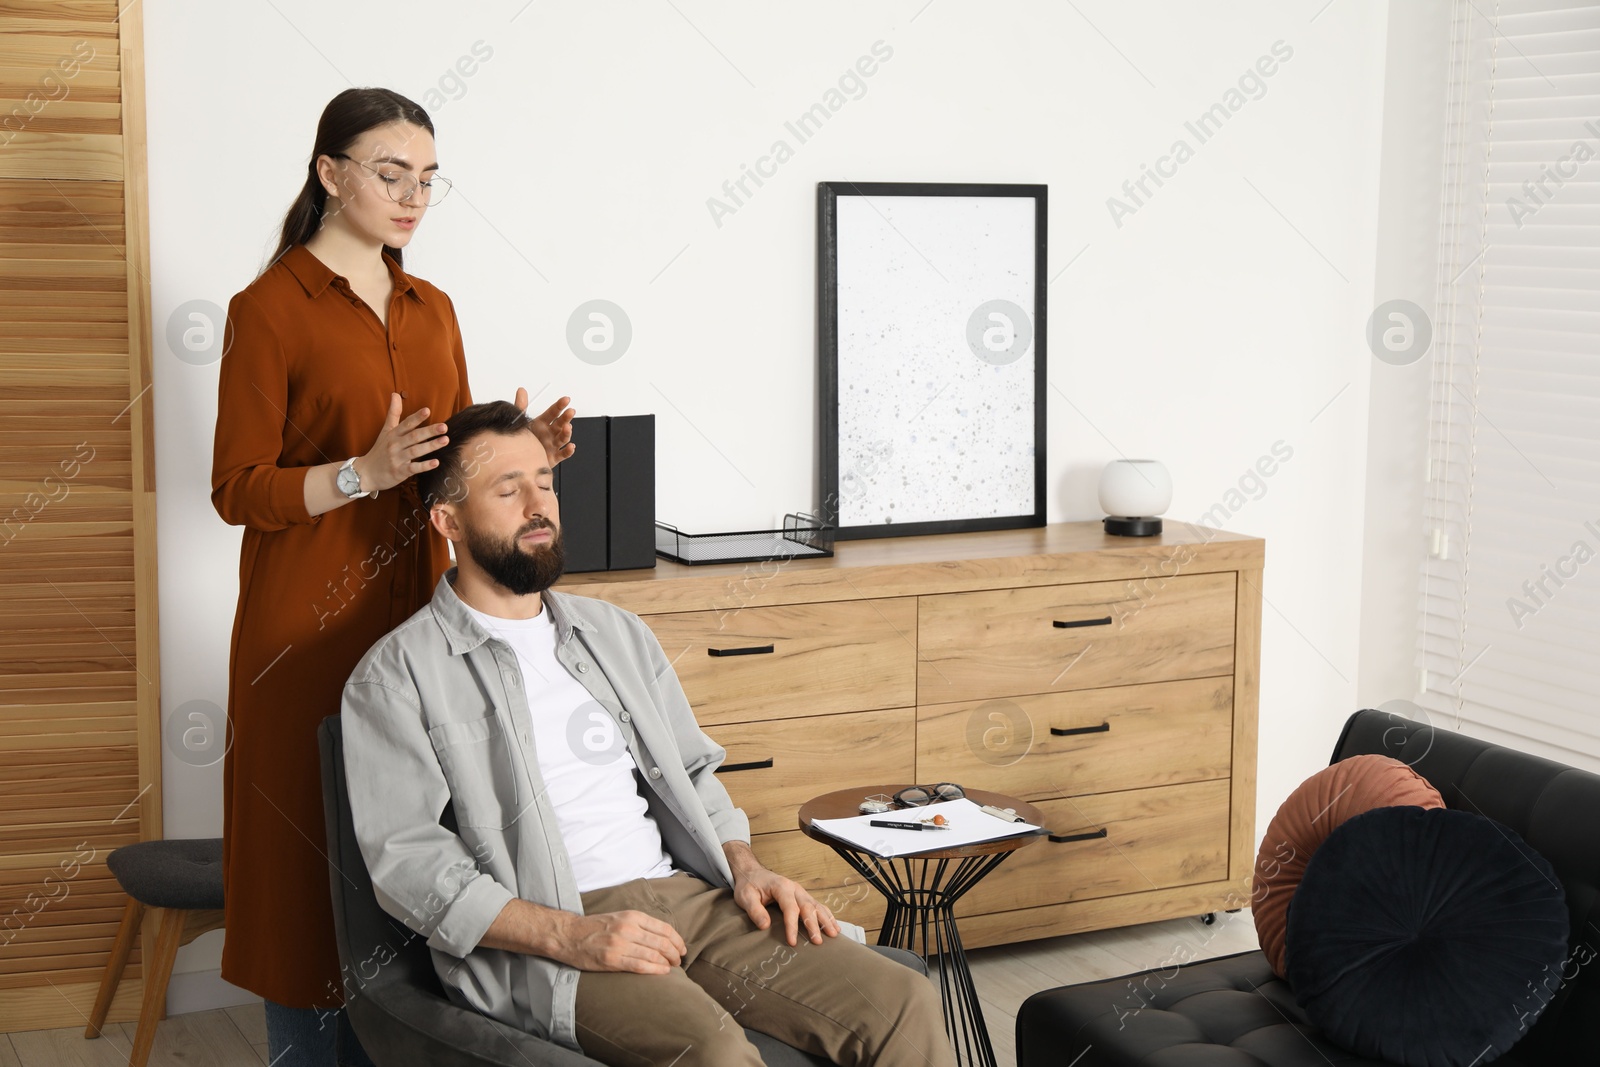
[{"xmin": 0, "ymin": 0, "xmax": 162, "ymax": 1031}]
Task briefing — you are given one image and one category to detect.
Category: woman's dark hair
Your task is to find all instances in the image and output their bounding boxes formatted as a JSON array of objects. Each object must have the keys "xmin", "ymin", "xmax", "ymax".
[
  {"xmin": 266, "ymin": 87, "xmax": 435, "ymax": 274},
  {"xmin": 416, "ymin": 401, "xmax": 536, "ymax": 508}
]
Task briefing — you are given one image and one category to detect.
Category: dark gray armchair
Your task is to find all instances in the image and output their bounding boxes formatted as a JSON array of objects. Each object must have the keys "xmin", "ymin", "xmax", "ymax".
[{"xmin": 318, "ymin": 715, "xmax": 928, "ymax": 1065}]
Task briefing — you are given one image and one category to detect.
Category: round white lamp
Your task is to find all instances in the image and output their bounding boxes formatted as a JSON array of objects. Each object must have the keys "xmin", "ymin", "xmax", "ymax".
[{"xmin": 1098, "ymin": 459, "xmax": 1172, "ymax": 537}]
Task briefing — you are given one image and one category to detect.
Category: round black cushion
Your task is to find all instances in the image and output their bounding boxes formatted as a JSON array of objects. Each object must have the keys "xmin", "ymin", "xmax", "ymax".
[
  {"xmin": 1286, "ymin": 805, "xmax": 1568, "ymax": 1067},
  {"xmin": 106, "ymin": 838, "xmax": 224, "ymax": 910}
]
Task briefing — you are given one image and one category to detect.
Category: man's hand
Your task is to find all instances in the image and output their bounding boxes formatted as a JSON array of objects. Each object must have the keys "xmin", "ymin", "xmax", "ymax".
[
  {"xmin": 551, "ymin": 909, "xmax": 688, "ymax": 975},
  {"xmin": 724, "ymin": 841, "xmax": 840, "ymax": 947},
  {"xmin": 512, "ymin": 388, "xmax": 576, "ymax": 465},
  {"xmin": 478, "ymin": 898, "xmax": 686, "ymax": 975}
]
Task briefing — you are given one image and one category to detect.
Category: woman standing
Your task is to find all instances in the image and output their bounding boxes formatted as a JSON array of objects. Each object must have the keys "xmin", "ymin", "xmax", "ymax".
[{"xmin": 211, "ymin": 88, "xmax": 572, "ymax": 1065}]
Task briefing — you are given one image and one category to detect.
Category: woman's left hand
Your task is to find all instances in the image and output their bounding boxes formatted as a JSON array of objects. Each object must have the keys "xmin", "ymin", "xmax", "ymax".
[{"xmin": 514, "ymin": 387, "xmax": 576, "ymax": 465}]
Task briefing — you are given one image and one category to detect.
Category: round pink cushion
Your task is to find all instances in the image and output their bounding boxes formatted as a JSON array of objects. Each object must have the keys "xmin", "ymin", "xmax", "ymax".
[{"xmin": 1253, "ymin": 754, "xmax": 1444, "ymax": 977}]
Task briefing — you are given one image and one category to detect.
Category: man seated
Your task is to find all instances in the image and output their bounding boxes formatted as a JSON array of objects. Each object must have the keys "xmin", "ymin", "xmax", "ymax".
[{"xmin": 341, "ymin": 400, "xmax": 954, "ymax": 1067}]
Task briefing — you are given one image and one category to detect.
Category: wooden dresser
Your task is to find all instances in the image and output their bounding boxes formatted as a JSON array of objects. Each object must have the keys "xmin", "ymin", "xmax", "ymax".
[{"xmin": 561, "ymin": 521, "xmax": 1264, "ymax": 948}]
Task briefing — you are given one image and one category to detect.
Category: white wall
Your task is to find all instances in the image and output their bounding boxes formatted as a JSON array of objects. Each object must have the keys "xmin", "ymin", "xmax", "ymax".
[
  {"xmin": 1358, "ymin": 2, "xmax": 1453, "ymax": 713},
  {"xmin": 143, "ymin": 0, "xmax": 1393, "ymax": 1004}
]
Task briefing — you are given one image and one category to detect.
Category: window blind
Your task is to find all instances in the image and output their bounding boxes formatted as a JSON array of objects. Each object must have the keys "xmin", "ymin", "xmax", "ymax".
[{"xmin": 1420, "ymin": 0, "xmax": 1600, "ymax": 769}]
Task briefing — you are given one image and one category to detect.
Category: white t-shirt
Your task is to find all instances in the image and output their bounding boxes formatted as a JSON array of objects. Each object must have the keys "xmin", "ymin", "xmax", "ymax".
[{"xmin": 463, "ymin": 601, "xmax": 675, "ymax": 892}]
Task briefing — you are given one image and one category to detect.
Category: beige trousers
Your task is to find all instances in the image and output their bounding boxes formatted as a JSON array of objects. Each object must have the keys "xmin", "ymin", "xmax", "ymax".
[{"xmin": 573, "ymin": 872, "xmax": 955, "ymax": 1067}]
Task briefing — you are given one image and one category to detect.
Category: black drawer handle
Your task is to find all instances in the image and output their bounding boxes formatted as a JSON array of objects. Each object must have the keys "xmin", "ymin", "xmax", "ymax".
[
  {"xmin": 708, "ymin": 644, "xmax": 775, "ymax": 657},
  {"xmin": 1053, "ymin": 617, "xmax": 1113, "ymax": 629},
  {"xmin": 717, "ymin": 758, "xmax": 774, "ymax": 774},
  {"xmin": 1049, "ymin": 828, "xmax": 1108, "ymax": 844},
  {"xmin": 1051, "ymin": 722, "xmax": 1111, "ymax": 737}
]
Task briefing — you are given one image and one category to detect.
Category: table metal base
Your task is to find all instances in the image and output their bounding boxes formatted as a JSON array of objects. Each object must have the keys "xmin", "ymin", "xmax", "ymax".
[{"xmin": 831, "ymin": 848, "xmax": 1017, "ymax": 1067}]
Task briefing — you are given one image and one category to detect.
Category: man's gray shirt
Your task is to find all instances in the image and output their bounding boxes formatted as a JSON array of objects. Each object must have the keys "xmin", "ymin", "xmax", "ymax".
[{"xmin": 340, "ymin": 569, "xmax": 750, "ymax": 1051}]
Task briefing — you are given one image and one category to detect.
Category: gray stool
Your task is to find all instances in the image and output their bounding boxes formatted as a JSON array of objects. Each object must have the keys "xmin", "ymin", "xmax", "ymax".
[{"xmin": 86, "ymin": 838, "xmax": 225, "ymax": 1067}]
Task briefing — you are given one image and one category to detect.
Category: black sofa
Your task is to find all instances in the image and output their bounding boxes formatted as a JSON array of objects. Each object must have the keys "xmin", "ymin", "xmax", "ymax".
[{"xmin": 1015, "ymin": 709, "xmax": 1600, "ymax": 1066}]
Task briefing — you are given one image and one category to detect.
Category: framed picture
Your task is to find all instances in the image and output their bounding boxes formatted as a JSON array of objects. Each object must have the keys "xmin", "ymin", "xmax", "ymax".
[{"xmin": 818, "ymin": 181, "xmax": 1046, "ymax": 540}]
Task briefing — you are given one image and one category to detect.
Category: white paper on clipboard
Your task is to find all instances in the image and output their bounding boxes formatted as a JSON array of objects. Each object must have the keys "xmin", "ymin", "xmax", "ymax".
[{"xmin": 808, "ymin": 798, "xmax": 1045, "ymax": 859}]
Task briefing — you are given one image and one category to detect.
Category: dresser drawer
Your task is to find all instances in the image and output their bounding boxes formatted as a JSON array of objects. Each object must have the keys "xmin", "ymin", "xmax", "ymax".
[
  {"xmin": 917, "ymin": 573, "xmax": 1236, "ymax": 703},
  {"xmin": 916, "ymin": 676, "xmax": 1233, "ymax": 801},
  {"xmin": 645, "ymin": 599, "xmax": 917, "ymax": 725},
  {"xmin": 956, "ymin": 779, "xmax": 1231, "ymax": 916},
  {"xmin": 749, "ymin": 829, "xmax": 885, "ymax": 934},
  {"xmin": 706, "ymin": 708, "xmax": 916, "ymax": 835}
]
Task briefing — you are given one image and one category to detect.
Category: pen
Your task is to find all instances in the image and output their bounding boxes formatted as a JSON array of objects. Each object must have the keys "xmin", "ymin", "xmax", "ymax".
[{"xmin": 870, "ymin": 819, "xmax": 942, "ymax": 831}]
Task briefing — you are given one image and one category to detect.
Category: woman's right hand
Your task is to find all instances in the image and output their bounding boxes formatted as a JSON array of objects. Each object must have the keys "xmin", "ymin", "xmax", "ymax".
[{"xmin": 357, "ymin": 393, "xmax": 449, "ymax": 492}]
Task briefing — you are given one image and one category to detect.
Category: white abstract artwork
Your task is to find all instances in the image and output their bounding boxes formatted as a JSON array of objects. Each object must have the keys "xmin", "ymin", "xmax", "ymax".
[{"xmin": 821, "ymin": 184, "xmax": 1044, "ymax": 537}]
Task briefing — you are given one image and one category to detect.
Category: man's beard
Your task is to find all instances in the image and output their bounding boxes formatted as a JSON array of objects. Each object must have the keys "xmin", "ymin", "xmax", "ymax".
[{"xmin": 467, "ymin": 518, "xmax": 566, "ymax": 596}]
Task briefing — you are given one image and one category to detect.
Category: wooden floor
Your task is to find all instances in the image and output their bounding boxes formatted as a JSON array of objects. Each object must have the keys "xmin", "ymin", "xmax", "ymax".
[
  {"xmin": 0, "ymin": 1002, "xmax": 269, "ymax": 1067},
  {"xmin": 0, "ymin": 910, "xmax": 1259, "ymax": 1067}
]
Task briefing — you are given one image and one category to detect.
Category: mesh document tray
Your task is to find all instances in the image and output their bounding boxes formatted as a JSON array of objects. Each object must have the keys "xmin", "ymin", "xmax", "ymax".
[{"xmin": 655, "ymin": 512, "xmax": 834, "ymax": 565}]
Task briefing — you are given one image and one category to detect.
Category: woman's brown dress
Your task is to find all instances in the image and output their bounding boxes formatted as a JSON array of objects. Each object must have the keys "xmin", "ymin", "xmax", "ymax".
[{"xmin": 211, "ymin": 243, "xmax": 472, "ymax": 1007}]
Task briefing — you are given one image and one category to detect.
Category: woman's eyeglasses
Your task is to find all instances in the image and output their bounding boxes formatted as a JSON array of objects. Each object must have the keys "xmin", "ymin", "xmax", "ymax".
[
  {"xmin": 332, "ymin": 153, "xmax": 453, "ymax": 205},
  {"xmin": 893, "ymin": 783, "xmax": 965, "ymax": 808}
]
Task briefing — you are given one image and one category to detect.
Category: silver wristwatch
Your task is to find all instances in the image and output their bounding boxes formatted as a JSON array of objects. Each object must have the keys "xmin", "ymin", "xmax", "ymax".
[{"xmin": 336, "ymin": 457, "xmax": 374, "ymax": 499}]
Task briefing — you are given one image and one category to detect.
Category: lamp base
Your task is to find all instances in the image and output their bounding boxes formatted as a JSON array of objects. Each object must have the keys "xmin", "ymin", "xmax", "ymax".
[{"xmin": 1103, "ymin": 516, "xmax": 1163, "ymax": 537}]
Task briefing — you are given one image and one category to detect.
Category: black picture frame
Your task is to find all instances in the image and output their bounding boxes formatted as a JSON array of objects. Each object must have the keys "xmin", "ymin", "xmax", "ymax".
[{"xmin": 818, "ymin": 181, "xmax": 1047, "ymax": 540}]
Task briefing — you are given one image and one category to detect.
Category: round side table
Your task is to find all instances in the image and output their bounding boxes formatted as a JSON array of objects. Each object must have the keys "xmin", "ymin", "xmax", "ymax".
[{"xmin": 799, "ymin": 785, "xmax": 1045, "ymax": 1067}]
